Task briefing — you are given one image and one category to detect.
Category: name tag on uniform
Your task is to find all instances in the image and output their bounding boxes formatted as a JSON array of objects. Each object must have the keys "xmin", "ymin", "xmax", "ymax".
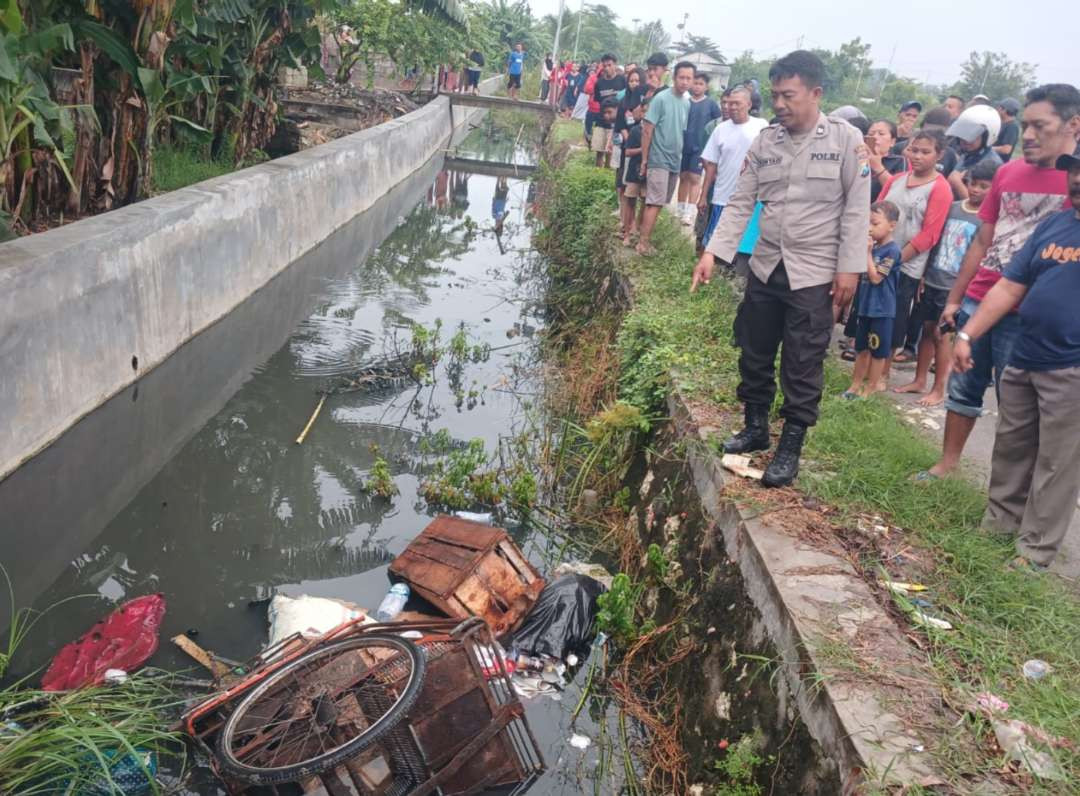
[
  {"xmin": 758, "ymin": 155, "xmax": 783, "ymax": 167},
  {"xmin": 809, "ymin": 152, "xmax": 841, "ymax": 162}
]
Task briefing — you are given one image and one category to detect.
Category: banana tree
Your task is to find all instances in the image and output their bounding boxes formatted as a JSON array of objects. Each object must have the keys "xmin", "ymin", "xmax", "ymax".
[{"xmin": 0, "ymin": 10, "xmax": 77, "ymax": 229}]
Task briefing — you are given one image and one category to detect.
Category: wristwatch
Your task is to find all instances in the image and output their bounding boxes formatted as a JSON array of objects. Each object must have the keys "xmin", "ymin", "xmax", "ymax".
[{"xmin": 957, "ymin": 331, "xmax": 972, "ymax": 343}]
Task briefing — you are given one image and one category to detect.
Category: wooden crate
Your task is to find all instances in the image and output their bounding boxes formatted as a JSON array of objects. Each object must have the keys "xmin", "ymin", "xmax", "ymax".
[{"xmin": 389, "ymin": 516, "xmax": 545, "ymax": 636}]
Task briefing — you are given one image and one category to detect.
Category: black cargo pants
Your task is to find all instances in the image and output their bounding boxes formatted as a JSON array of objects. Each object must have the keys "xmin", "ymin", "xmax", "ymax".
[{"xmin": 733, "ymin": 262, "xmax": 834, "ymax": 427}]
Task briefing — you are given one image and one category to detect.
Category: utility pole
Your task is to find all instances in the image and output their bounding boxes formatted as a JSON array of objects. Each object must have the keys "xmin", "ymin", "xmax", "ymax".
[
  {"xmin": 572, "ymin": 0, "xmax": 584, "ymax": 61},
  {"xmin": 551, "ymin": 0, "xmax": 565, "ymax": 63},
  {"xmin": 876, "ymin": 42, "xmax": 897, "ymax": 104}
]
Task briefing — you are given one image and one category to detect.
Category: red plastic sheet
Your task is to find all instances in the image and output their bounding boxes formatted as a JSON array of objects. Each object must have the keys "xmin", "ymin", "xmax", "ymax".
[{"xmin": 41, "ymin": 593, "xmax": 167, "ymax": 691}]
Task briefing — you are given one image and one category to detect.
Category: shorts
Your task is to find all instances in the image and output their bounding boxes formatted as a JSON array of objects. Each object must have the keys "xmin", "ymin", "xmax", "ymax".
[
  {"xmin": 591, "ymin": 127, "xmax": 613, "ymax": 153},
  {"xmin": 680, "ymin": 149, "xmax": 704, "ymax": 174},
  {"xmin": 912, "ymin": 285, "xmax": 950, "ymax": 325},
  {"xmin": 645, "ymin": 168, "xmax": 678, "ymax": 206},
  {"xmin": 507, "ymin": 73, "xmax": 521, "ymax": 89},
  {"xmin": 855, "ymin": 316, "xmax": 895, "ymax": 359},
  {"xmin": 944, "ymin": 296, "xmax": 1021, "ymax": 417},
  {"xmin": 466, "ymin": 69, "xmax": 481, "ymax": 88},
  {"xmin": 624, "ymin": 181, "xmax": 643, "ymax": 198}
]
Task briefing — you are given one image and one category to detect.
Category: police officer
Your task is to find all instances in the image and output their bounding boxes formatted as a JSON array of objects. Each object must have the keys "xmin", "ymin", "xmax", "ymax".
[{"xmin": 691, "ymin": 50, "xmax": 870, "ymax": 487}]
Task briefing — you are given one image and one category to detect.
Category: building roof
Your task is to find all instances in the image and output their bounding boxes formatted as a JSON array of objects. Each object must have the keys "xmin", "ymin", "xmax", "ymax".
[{"xmin": 675, "ymin": 51, "xmax": 727, "ymax": 69}]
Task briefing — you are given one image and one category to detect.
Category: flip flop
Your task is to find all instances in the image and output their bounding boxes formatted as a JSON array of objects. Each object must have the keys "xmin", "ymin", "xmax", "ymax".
[
  {"xmin": 912, "ymin": 470, "xmax": 940, "ymax": 482},
  {"xmin": 841, "ymin": 348, "xmax": 857, "ymax": 362},
  {"xmin": 841, "ymin": 390, "xmax": 861, "ymax": 401}
]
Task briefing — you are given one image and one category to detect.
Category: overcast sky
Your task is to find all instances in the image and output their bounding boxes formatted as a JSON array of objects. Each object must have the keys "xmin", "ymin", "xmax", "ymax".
[{"xmin": 534, "ymin": 0, "xmax": 1075, "ymax": 87}]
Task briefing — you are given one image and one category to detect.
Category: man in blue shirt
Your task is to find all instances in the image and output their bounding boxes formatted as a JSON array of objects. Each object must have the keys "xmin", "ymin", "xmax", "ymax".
[
  {"xmin": 952, "ymin": 151, "xmax": 1080, "ymax": 572},
  {"xmin": 506, "ymin": 43, "xmax": 525, "ymax": 100}
]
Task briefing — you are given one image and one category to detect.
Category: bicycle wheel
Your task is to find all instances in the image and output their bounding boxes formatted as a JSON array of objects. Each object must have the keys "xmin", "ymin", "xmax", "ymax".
[{"xmin": 215, "ymin": 634, "xmax": 426, "ymax": 785}]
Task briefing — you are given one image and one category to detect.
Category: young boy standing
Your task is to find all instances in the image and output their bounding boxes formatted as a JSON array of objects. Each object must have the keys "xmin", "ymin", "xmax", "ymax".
[
  {"xmin": 894, "ymin": 158, "xmax": 999, "ymax": 405},
  {"xmin": 846, "ymin": 202, "xmax": 903, "ymax": 397},
  {"xmin": 620, "ymin": 99, "xmax": 648, "ymax": 244},
  {"xmin": 877, "ymin": 130, "xmax": 953, "ymax": 383},
  {"xmin": 677, "ymin": 72, "xmax": 722, "ymax": 225},
  {"xmin": 594, "ymin": 98, "xmax": 619, "ymax": 168}
]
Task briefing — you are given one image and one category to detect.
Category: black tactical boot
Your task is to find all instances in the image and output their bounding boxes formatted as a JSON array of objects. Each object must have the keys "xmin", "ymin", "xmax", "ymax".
[
  {"xmin": 723, "ymin": 404, "xmax": 771, "ymax": 454},
  {"xmin": 762, "ymin": 421, "xmax": 807, "ymax": 488}
]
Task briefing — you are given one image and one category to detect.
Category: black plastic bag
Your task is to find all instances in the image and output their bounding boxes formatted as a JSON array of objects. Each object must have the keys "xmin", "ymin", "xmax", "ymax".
[{"xmin": 509, "ymin": 575, "xmax": 606, "ymax": 660}]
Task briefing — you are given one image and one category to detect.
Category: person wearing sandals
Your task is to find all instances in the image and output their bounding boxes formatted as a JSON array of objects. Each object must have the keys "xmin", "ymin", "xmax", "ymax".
[{"xmin": 951, "ymin": 152, "xmax": 1080, "ymax": 572}]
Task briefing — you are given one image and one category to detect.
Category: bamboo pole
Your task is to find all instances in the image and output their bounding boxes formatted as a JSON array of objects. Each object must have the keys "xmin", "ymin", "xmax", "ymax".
[{"xmin": 295, "ymin": 394, "xmax": 327, "ymax": 445}]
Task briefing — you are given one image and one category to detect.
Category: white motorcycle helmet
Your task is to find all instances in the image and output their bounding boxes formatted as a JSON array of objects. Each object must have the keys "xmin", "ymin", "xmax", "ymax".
[{"xmin": 946, "ymin": 104, "xmax": 1002, "ymax": 147}]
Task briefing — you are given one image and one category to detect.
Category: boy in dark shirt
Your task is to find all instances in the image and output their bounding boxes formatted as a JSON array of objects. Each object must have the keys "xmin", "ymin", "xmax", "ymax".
[
  {"xmin": 620, "ymin": 100, "xmax": 648, "ymax": 245},
  {"xmin": 846, "ymin": 201, "xmax": 903, "ymax": 398}
]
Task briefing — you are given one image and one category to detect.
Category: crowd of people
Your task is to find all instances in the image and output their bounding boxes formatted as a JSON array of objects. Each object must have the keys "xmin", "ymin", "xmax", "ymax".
[{"xmin": 539, "ymin": 46, "xmax": 1079, "ymax": 574}]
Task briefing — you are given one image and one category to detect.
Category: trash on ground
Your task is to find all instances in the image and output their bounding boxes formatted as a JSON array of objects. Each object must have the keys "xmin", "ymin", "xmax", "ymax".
[
  {"xmin": 721, "ymin": 453, "xmax": 764, "ymax": 480},
  {"xmin": 389, "ymin": 514, "xmax": 545, "ymax": 635},
  {"xmin": 80, "ymin": 748, "xmax": 158, "ymax": 796},
  {"xmin": 909, "ymin": 610, "xmax": 953, "ymax": 631},
  {"xmin": 1022, "ymin": 659, "xmax": 1051, "ymax": 680},
  {"xmin": 992, "ymin": 719, "xmax": 1068, "ymax": 781},
  {"xmin": 453, "ymin": 510, "xmax": 493, "ymax": 524},
  {"xmin": 41, "ymin": 593, "xmax": 166, "ymax": 691},
  {"xmin": 266, "ymin": 593, "xmax": 370, "ymax": 645},
  {"xmin": 376, "ymin": 582, "xmax": 411, "ymax": 621},
  {"xmin": 510, "ymin": 574, "xmax": 605, "ymax": 662},
  {"xmin": 881, "ymin": 580, "xmax": 928, "ymax": 593},
  {"xmin": 183, "ymin": 616, "xmax": 544, "ymax": 794},
  {"xmin": 568, "ymin": 733, "xmax": 592, "ymax": 750},
  {"xmin": 552, "ymin": 560, "xmax": 614, "ymax": 590},
  {"xmin": 973, "ymin": 692, "xmax": 1010, "ymax": 714}
]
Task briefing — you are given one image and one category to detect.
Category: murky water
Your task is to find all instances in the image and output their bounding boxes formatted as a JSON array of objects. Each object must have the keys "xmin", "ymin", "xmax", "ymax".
[{"xmin": 2, "ymin": 119, "xmax": 633, "ymax": 794}]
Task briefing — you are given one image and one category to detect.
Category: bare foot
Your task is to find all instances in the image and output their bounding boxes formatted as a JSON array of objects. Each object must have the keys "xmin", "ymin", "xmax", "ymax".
[
  {"xmin": 874, "ymin": 378, "xmax": 888, "ymax": 393},
  {"xmin": 917, "ymin": 391, "xmax": 945, "ymax": 407},
  {"xmin": 622, "ymin": 236, "xmax": 635, "ymax": 248},
  {"xmin": 926, "ymin": 461, "xmax": 956, "ymax": 479},
  {"xmin": 635, "ymin": 243, "xmax": 657, "ymax": 256},
  {"xmin": 894, "ymin": 380, "xmax": 927, "ymax": 394},
  {"xmin": 866, "ymin": 381, "xmax": 886, "ymax": 395}
]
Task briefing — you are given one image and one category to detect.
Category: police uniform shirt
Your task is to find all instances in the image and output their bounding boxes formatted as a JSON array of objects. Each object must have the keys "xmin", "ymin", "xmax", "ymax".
[{"xmin": 706, "ymin": 112, "xmax": 872, "ymax": 290}]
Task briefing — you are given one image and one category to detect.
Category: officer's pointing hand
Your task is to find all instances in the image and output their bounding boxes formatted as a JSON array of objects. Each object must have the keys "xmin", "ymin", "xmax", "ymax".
[
  {"xmin": 831, "ymin": 272, "xmax": 858, "ymax": 309},
  {"xmin": 691, "ymin": 253, "xmax": 716, "ymax": 292}
]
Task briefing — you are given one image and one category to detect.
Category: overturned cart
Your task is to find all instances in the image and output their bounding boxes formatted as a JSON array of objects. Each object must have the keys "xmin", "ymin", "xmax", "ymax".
[{"xmin": 183, "ymin": 617, "xmax": 544, "ymax": 795}]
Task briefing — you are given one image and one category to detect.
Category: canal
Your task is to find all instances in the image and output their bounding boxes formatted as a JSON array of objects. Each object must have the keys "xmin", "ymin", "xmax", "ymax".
[{"xmin": 2, "ymin": 118, "xmax": 635, "ymax": 793}]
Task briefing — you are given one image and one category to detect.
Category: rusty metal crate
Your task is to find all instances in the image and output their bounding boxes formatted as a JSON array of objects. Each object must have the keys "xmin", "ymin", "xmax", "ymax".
[
  {"xmin": 388, "ymin": 516, "xmax": 545, "ymax": 637},
  {"xmin": 183, "ymin": 617, "xmax": 544, "ymax": 795}
]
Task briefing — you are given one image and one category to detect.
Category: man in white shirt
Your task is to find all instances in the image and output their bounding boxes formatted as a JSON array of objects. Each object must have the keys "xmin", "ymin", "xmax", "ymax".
[{"xmin": 697, "ymin": 85, "xmax": 769, "ymax": 249}]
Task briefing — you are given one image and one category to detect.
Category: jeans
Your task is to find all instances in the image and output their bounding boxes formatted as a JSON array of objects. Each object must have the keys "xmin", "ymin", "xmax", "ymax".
[{"xmin": 944, "ymin": 296, "xmax": 1022, "ymax": 417}]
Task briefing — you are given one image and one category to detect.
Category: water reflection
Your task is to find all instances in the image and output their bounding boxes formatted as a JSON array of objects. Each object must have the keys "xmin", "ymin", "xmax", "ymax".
[{"xmin": 11, "ymin": 157, "xmax": 543, "ymax": 674}]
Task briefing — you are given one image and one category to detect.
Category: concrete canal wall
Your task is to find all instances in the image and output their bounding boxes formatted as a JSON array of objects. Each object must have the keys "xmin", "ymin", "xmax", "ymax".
[{"xmin": 0, "ymin": 80, "xmax": 494, "ymax": 482}]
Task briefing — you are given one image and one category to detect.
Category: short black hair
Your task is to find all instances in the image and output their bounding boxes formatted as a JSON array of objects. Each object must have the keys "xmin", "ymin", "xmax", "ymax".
[
  {"xmin": 601, "ymin": 53, "xmax": 616, "ymax": 63},
  {"xmin": 921, "ymin": 106, "xmax": 953, "ymax": 129},
  {"xmin": 966, "ymin": 157, "xmax": 1001, "ymax": 184},
  {"xmin": 1025, "ymin": 83, "xmax": 1080, "ymax": 123},
  {"xmin": 601, "ymin": 97, "xmax": 619, "ymax": 110},
  {"xmin": 768, "ymin": 50, "xmax": 825, "ymax": 90},
  {"xmin": 673, "ymin": 61, "xmax": 695, "ymax": 78},
  {"xmin": 646, "ymin": 52, "xmax": 669, "ymax": 68},
  {"xmin": 911, "ymin": 128, "xmax": 946, "ymax": 152},
  {"xmin": 871, "ymin": 200, "xmax": 900, "ymax": 223},
  {"xmin": 695, "ymin": 73, "xmax": 710, "ymax": 84},
  {"xmin": 947, "ymin": 94, "xmax": 965, "ymax": 104}
]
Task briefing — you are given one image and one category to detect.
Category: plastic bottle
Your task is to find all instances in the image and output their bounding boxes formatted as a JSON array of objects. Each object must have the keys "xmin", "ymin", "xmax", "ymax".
[{"xmin": 376, "ymin": 583, "xmax": 410, "ymax": 622}]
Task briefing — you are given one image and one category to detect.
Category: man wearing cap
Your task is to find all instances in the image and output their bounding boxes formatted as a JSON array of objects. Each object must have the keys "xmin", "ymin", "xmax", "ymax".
[
  {"xmin": 891, "ymin": 100, "xmax": 922, "ymax": 154},
  {"xmin": 950, "ymin": 152, "xmax": 1080, "ymax": 572},
  {"xmin": 994, "ymin": 98, "xmax": 1022, "ymax": 162},
  {"xmin": 690, "ymin": 50, "xmax": 870, "ymax": 487}
]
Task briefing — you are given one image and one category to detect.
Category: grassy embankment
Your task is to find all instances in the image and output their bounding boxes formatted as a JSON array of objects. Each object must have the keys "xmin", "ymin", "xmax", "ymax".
[{"xmin": 537, "ymin": 121, "xmax": 1080, "ymax": 788}]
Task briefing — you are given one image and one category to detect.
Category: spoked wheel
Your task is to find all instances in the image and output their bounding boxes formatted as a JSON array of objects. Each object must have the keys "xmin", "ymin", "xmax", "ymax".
[{"xmin": 215, "ymin": 635, "xmax": 426, "ymax": 785}]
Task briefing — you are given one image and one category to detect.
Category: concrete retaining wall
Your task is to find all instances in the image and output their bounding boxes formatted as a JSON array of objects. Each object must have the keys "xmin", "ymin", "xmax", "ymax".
[{"xmin": 0, "ymin": 81, "xmax": 493, "ymax": 481}]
